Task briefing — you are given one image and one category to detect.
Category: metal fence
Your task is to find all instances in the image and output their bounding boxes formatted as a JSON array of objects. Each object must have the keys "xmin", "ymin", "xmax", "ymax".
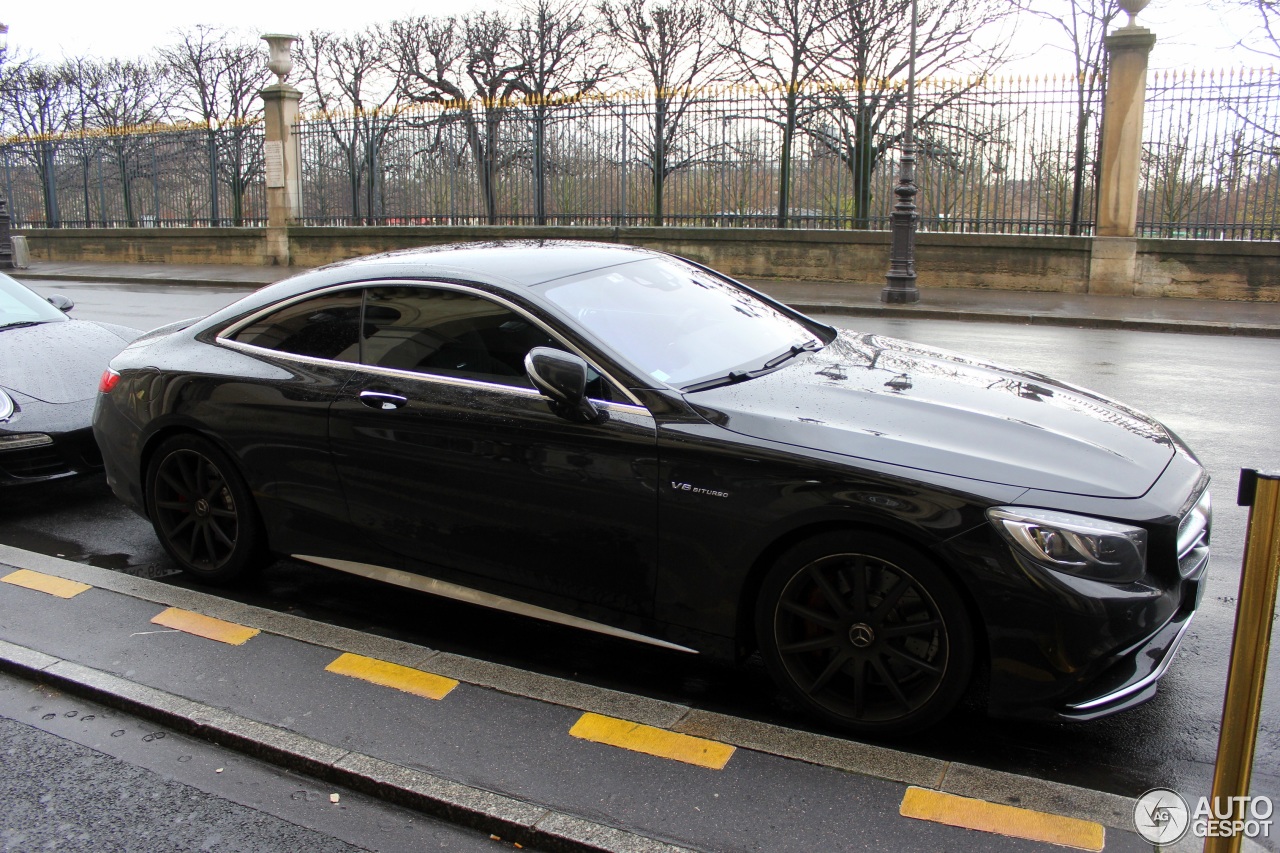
[
  {"xmin": 295, "ymin": 75, "xmax": 1102, "ymax": 235},
  {"xmin": 0, "ymin": 122, "xmax": 267, "ymax": 228},
  {"xmin": 3, "ymin": 69, "xmax": 1278, "ymax": 239},
  {"xmin": 1140, "ymin": 68, "xmax": 1280, "ymax": 239}
]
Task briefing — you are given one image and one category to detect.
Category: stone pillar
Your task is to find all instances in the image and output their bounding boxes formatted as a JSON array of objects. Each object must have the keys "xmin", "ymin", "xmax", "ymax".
[
  {"xmin": 1089, "ymin": 3, "xmax": 1155, "ymax": 294},
  {"xmin": 260, "ymin": 35, "xmax": 301, "ymax": 267}
]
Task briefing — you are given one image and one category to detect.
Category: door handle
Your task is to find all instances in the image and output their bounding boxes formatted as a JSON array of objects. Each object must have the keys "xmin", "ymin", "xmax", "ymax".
[{"xmin": 359, "ymin": 390, "xmax": 408, "ymax": 410}]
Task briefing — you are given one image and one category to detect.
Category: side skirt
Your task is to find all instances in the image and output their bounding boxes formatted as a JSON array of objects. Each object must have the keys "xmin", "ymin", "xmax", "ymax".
[{"xmin": 291, "ymin": 554, "xmax": 699, "ymax": 655}]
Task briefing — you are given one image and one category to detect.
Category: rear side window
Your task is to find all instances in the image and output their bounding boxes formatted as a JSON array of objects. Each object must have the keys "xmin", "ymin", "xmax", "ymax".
[
  {"xmin": 228, "ymin": 290, "xmax": 363, "ymax": 362},
  {"xmin": 228, "ymin": 284, "xmax": 619, "ymax": 401}
]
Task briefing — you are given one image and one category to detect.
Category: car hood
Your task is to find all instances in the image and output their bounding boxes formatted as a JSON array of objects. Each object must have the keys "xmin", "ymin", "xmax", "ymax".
[
  {"xmin": 0, "ymin": 320, "xmax": 137, "ymax": 404},
  {"xmin": 686, "ymin": 331, "xmax": 1175, "ymax": 499}
]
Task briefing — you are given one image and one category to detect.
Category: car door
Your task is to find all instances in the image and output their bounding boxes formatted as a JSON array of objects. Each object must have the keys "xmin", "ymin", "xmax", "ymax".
[{"xmin": 326, "ymin": 282, "xmax": 661, "ymax": 618}]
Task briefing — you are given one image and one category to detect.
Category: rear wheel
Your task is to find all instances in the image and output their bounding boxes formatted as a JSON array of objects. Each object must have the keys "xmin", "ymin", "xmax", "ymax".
[
  {"xmin": 145, "ymin": 434, "xmax": 265, "ymax": 584},
  {"xmin": 756, "ymin": 531, "xmax": 973, "ymax": 736}
]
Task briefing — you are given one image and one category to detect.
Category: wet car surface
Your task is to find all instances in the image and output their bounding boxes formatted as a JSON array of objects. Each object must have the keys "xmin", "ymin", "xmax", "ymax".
[
  {"xmin": 0, "ymin": 273, "xmax": 139, "ymax": 485},
  {"xmin": 91, "ymin": 242, "xmax": 1211, "ymax": 735}
]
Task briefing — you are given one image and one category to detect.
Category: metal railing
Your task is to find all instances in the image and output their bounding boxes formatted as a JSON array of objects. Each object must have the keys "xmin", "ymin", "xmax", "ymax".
[
  {"xmin": 1139, "ymin": 69, "xmax": 1280, "ymax": 240},
  {"xmin": 0, "ymin": 123, "xmax": 267, "ymax": 228},
  {"xmin": 294, "ymin": 76, "xmax": 1102, "ymax": 235},
  {"xmin": 1, "ymin": 70, "xmax": 1277, "ymax": 240}
]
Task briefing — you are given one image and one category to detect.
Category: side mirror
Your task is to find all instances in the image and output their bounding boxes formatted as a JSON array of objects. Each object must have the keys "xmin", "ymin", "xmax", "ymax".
[
  {"xmin": 46, "ymin": 294, "xmax": 74, "ymax": 313},
  {"xmin": 524, "ymin": 346, "xmax": 603, "ymax": 424}
]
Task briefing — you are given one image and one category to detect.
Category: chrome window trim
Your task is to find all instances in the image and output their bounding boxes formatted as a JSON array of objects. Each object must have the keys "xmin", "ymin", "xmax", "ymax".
[
  {"xmin": 217, "ymin": 336, "xmax": 650, "ymax": 418},
  {"xmin": 215, "ymin": 279, "xmax": 647, "ymax": 409},
  {"xmin": 293, "ymin": 554, "xmax": 696, "ymax": 654}
]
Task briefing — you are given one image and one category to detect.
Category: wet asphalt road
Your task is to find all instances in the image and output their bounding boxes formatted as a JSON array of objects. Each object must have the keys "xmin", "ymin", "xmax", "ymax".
[{"xmin": 7, "ymin": 279, "xmax": 1280, "ymax": 823}]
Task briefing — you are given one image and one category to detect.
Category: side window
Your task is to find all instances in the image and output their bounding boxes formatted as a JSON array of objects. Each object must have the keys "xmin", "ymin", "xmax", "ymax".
[
  {"xmin": 361, "ymin": 286, "xmax": 561, "ymax": 388},
  {"xmin": 228, "ymin": 290, "xmax": 363, "ymax": 362}
]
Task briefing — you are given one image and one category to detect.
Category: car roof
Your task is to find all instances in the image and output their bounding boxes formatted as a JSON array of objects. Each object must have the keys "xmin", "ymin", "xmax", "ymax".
[
  {"xmin": 311, "ymin": 240, "xmax": 662, "ymax": 288},
  {"xmin": 194, "ymin": 241, "xmax": 683, "ymax": 333}
]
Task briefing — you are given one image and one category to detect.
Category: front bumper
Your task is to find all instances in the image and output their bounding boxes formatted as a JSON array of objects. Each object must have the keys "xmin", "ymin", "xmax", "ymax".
[
  {"xmin": 0, "ymin": 397, "xmax": 104, "ymax": 485},
  {"xmin": 950, "ymin": 473, "xmax": 1212, "ymax": 723}
]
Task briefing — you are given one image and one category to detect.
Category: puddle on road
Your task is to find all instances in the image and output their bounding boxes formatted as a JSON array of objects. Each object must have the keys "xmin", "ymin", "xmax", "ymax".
[{"xmin": 8, "ymin": 530, "xmax": 179, "ymax": 580}]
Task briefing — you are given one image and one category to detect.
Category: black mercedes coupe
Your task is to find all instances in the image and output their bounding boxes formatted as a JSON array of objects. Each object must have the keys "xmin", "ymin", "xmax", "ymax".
[
  {"xmin": 1, "ymin": 272, "xmax": 139, "ymax": 485},
  {"xmin": 92, "ymin": 242, "xmax": 1211, "ymax": 735}
]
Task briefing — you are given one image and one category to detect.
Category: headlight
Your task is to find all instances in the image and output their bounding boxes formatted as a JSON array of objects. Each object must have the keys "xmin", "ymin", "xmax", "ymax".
[
  {"xmin": 987, "ymin": 506, "xmax": 1147, "ymax": 583},
  {"xmin": 0, "ymin": 389, "xmax": 12, "ymax": 422}
]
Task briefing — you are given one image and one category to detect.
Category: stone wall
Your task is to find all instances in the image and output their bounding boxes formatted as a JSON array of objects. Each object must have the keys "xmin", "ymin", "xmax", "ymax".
[
  {"xmin": 19, "ymin": 227, "xmax": 273, "ymax": 266},
  {"xmin": 15, "ymin": 224, "xmax": 1280, "ymax": 301}
]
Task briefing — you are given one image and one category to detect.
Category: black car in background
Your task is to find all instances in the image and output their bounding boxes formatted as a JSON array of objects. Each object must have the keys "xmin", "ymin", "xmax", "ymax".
[
  {"xmin": 92, "ymin": 242, "xmax": 1211, "ymax": 735},
  {"xmin": 0, "ymin": 272, "xmax": 139, "ymax": 485}
]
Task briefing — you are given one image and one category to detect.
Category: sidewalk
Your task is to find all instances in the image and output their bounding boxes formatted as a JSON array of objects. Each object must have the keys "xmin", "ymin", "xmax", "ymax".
[
  {"xmin": 13, "ymin": 259, "xmax": 1280, "ymax": 338},
  {"xmin": 0, "ymin": 545, "xmax": 1158, "ymax": 853}
]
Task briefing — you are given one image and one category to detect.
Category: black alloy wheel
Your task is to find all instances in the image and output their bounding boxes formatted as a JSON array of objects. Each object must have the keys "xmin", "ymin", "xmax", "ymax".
[
  {"xmin": 757, "ymin": 531, "xmax": 973, "ymax": 735},
  {"xmin": 145, "ymin": 434, "xmax": 265, "ymax": 583}
]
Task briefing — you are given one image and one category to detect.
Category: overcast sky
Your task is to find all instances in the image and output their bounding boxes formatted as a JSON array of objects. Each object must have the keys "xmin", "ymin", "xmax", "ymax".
[{"xmin": 1, "ymin": 0, "xmax": 1268, "ymax": 77}]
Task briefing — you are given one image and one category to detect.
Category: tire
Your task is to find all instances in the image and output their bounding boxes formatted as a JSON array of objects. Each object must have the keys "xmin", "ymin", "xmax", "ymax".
[
  {"xmin": 145, "ymin": 434, "xmax": 266, "ymax": 584},
  {"xmin": 756, "ymin": 531, "xmax": 974, "ymax": 736}
]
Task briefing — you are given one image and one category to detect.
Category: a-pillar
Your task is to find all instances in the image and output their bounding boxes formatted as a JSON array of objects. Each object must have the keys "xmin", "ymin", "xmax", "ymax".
[{"xmin": 1089, "ymin": 6, "xmax": 1155, "ymax": 295}]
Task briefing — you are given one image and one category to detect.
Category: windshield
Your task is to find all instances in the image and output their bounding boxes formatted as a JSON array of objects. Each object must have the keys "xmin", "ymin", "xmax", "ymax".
[
  {"xmin": 539, "ymin": 258, "xmax": 820, "ymax": 388},
  {"xmin": 0, "ymin": 273, "xmax": 67, "ymax": 328}
]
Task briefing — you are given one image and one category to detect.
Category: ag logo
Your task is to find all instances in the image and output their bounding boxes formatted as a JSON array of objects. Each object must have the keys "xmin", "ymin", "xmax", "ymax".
[{"xmin": 1134, "ymin": 788, "xmax": 1190, "ymax": 845}]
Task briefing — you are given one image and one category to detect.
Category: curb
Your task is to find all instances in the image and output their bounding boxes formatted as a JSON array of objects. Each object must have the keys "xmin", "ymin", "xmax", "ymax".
[
  {"xmin": 0, "ymin": 546, "xmax": 1143, "ymax": 840},
  {"xmin": 0, "ymin": 638, "xmax": 693, "ymax": 853},
  {"xmin": 15, "ymin": 270, "xmax": 1279, "ymax": 338},
  {"xmin": 785, "ymin": 301, "xmax": 1280, "ymax": 338},
  {"xmin": 13, "ymin": 271, "xmax": 274, "ymax": 289}
]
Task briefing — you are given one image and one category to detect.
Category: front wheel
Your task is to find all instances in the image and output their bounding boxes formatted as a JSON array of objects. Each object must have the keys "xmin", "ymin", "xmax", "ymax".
[
  {"xmin": 145, "ymin": 434, "xmax": 265, "ymax": 584},
  {"xmin": 756, "ymin": 531, "xmax": 974, "ymax": 736}
]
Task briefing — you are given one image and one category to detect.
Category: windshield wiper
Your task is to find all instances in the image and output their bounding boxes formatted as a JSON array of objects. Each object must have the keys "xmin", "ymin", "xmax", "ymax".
[
  {"xmin": 0, "ymin": 321, "xmax": 45, "ymax": 331},
  {"xmin": 762, "ymin": 338, "xmax": 823, "ymax": 370},
  {"xmin": 682, "ymin": 370, "xmax": 753, "ymax": 393},
  {"xmin": 682, "ymin": 340, "xmax": 824, "ymax": 393}
]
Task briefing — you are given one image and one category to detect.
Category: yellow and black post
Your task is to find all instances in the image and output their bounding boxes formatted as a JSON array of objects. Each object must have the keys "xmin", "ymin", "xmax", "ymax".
[{"xmin": 1205, "ymin": 469, "xmax": 1280, "ymax": 853}]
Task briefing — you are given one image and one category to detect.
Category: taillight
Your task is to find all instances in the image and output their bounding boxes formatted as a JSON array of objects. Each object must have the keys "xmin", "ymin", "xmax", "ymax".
[{"xmin": 98, "ymin": 368, "xmax": 121, "ymax": 394}]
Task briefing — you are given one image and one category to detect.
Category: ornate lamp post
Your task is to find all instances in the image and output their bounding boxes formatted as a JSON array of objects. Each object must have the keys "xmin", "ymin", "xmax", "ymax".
[{"xmin": 881, "ymin": 0, "xmax": 919, "ymax": 304}]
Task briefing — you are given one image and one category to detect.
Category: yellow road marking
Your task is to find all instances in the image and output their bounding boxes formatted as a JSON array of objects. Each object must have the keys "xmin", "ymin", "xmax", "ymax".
[
  {"xmin": 2, "ymin": 569, "xmax": 91, "ymax": 599},
  {"xmin": 900, "ymin": 787, "xmax": 1105, "ymax": 851},
  {"xmin": 150, "ymin": 607, "xmax": 260, "ymax": 646},
  {"xmin": 324, "ymin": 652, "xmax": 458, "ymax": 700},
  {"xmin": 569, "ymin": 712, "xmax": 735, "ymax": 770}
]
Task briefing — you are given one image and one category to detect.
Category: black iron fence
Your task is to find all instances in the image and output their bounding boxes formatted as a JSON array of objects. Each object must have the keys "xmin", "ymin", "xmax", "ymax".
[
  {"xmin": 1, "ymin": 122, "xmax": 267, "ymax": 228},
  {"xmin": 295, "ymin": 75, "xmax": 1101, "ymax": 235},
  {"xmin": 2, "ymin": 70, "xmax": 1278, "ymax": 239},
  {"xmin": 1139, "ymin": 68, "xmax": 1280, "ymax": 239}
]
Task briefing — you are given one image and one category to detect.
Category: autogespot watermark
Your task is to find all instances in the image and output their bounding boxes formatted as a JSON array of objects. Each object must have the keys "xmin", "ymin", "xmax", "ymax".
[{"xmin": 1134, "ymin": 788, "xmax": 1274, "ymax": 845}]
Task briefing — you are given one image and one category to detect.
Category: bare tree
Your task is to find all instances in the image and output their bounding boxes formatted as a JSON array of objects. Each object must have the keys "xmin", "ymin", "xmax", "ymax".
[
  {"xmin": 714, "ymin": 0, "xmax": 842, "ymax": 227},
  {"xmin": 296, "ymin": 28, "xmax": 404, "ymax": 224},
  {"xmin": 159, "ymin": 27, "xmax": 271, "ymax": 224},
  {"xmin": 388, "ymin": 12, "xmax": 526, "ymax": 224},
  {"xmin": 74, "ymin": 58, "xmax": 171, "ymax": 227},
  {"xmin": 1017, "ymin": 0, "xmax": 1119, "ymax": 233},
  {"xmin": 813, "ymin": 0, "xmax": 1011, "ymax": 229},
  {"xmin": 1228, "ymin": 0, "xmax": 1280, "ymax": 58},
  {"xmin": 598, "ymin": 0, "xmax": 725, "ymax": 225},
  {"xmin": 1, "ymin": 60, "xmax": 76, "ymax": 225},
  {"xmin": 511, "ymin": 0, "xmax": 612, "ymax": 223}
]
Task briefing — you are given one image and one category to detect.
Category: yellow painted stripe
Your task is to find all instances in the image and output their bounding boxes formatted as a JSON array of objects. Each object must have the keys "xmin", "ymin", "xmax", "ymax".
[
  {"xmin": 569, "ymin": 712, "xmax": 735, "ymax": 770},
  {"xmin": 2, "ymin": 569, "xmax": 91, "ymax": 599},
  {"xmin": 900, "ymin": 787, "xmax": 1105, "ymax": 852},
  {"xmin": 151, "ymin": 607, "xmax": 260, "ymax": 646},
  {"xmin": 324, "ymin": 652, "xmax": 458, "ymax": 700}
]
